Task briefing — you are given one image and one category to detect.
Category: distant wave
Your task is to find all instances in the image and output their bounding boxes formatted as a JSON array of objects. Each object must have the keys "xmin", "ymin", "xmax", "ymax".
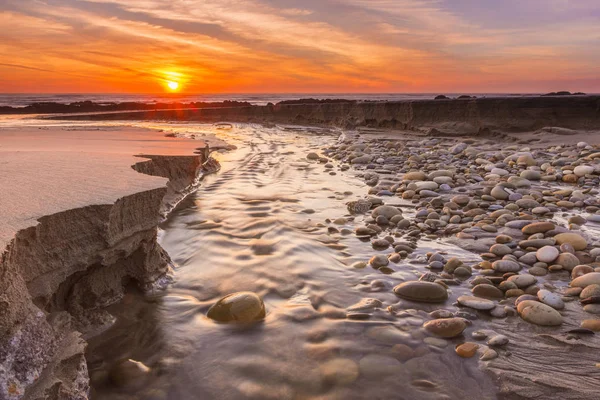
[{"xmin": 0, "ymin": 93, "xmax": 543, "ymax": 107}]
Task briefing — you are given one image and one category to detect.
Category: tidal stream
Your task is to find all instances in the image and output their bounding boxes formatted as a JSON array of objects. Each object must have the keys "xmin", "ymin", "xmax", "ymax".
[{"xmin": 87, "ymin": 124, "xmax": 497, "ymax": 400}]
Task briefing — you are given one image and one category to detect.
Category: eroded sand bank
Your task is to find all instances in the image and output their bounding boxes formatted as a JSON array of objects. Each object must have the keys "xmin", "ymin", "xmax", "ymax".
[{"xmin": 0, "ymin": 126, "xmax": 211, "ymax": 399}]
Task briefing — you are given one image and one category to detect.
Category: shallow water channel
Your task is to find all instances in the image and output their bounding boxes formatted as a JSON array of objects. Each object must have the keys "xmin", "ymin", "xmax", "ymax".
[{"xmin": 87, "ymin": 124, "xmax": 498, "ymax": 400}]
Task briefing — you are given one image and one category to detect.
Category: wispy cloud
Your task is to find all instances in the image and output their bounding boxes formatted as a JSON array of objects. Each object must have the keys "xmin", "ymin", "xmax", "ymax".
[{"xmin": 0, "ymin": 0, "xmax": 598, "ymax": 93}]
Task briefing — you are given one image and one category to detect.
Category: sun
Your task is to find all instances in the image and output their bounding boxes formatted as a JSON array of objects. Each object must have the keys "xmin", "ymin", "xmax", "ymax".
[{"xmin": 167, "ymin": 81, "xmax": 179, "ymax": 91}]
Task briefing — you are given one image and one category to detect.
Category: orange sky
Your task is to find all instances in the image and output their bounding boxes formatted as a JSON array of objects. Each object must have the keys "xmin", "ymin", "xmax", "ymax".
[{"xmin": 1, "ymin": 0, "xmax": 599, "ymax": 93}]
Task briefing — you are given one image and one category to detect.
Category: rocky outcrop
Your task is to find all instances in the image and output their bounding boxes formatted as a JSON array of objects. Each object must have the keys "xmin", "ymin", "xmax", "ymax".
[
  {"xmin": 49, "ymin": 96, "xmax": 600, "ymax": 133},
  {"xmin": 0, "ymin": 154, "xmax": 211, "ymax": 400}
]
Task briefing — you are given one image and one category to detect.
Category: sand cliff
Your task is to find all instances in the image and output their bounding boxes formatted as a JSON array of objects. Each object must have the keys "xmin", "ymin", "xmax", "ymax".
[
  {"xmin": 0, "ymin": 128, "xmax": 211, "ymax": 400},
  {"xmin": 49, "ymin": 96, "xmax": 600, "ymax": 133}
]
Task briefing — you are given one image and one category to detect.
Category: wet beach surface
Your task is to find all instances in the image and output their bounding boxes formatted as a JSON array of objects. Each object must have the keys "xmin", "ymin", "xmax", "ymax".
[{"xmin": 86, "ymin": 123, "xmax": 600, "ymax": 399}]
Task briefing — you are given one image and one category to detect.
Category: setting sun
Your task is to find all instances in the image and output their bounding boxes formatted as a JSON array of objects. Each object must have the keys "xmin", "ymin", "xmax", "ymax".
[{"xmin": 167, "ymin": 81, "xmax": 179, "ymax": 91}]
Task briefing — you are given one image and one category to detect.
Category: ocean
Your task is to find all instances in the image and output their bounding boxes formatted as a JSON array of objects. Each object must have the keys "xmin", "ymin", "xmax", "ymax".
[{"xmin": 0, "ymin": 93, "xmax": 544, "ymax": 107}]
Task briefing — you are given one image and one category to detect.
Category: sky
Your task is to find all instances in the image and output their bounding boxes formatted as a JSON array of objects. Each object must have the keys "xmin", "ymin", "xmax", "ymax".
[{"xmin": 0, "ymin": 0, "xmax": 599, "ymax": 94}]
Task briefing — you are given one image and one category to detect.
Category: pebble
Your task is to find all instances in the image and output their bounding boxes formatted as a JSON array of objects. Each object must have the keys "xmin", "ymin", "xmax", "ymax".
[
  {"xmin": 487, "ymin": 335, "xmax": 509, "ymax": 346},
  {"xmin": 492, "ymin": 260, "xmax": 521, "ymax": 273},
  {"xmin": 517, "ymin": 300, "xmax": 563, "ymax": 326},
  {"xmin": 455, "ymin": 342, "xmax": 479, "ymax": 358},
  {"xmin": 581, "ymin": 284, "xmax": 600, "ymax": 299},
  {"xmin": 554, "ymin": 232, "xmax": 588, "ymax": 251},
  {"xmin": 537, "ymin": 289, "xmax": 565, "ymax": 309},
  {"xmin": 556, "ymin": 253, "xmax": 580, "ymax": 270},
  {"xmin": 393, "ymin": 281, "xmax": 449, "ymax": 303},
  {"xmin": 507, "ymin": 274, "xmax": 537, "ymax": 288},
  {"xmin": 370, "ymin": 254, "xmax": 389, "ymax": 268},
  {"xmin": 571, "ymin": 273, "xmax": 600, "ymax": 288},
  {"xmin": 472, "ymin": 284, "xmax": 504, "ymax": 298},
  {"xmin": 457, "ymin": 295, "xmax": 496, "ymax": 310},
  {"xmin": 536, "ymin": 246, "xmax": 559, "ymax": 263},
  {"xmin": 424, "ymin": 317, "xmax": 467, "ymax": 338},
  {"xmin": 207, "ymin": 292, "xmax": 266, "ymax": 323},
  {"xmin": 581, "ymin": 320, "xmax": 600, "ymax": 331},
  {"xmin": 490, "ymin": 244, "xmax": 512, "ymax": 256},
  {"xmin": 480, "ymin": 349, "xmax": 498, "ymax": 361},
  {"xmin": 347, "ymin": 298, "xmax": 383, "ymax": 312},
  {"xmin": 574, "ymin": 165, "xmax": 594, "ymax": 177},
  {"xmin": 372, "ymin": 205, "xmax": 402, "ymax": 219}
]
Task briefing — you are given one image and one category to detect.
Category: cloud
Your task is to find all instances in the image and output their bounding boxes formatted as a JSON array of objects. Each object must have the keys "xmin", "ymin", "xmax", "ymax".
[{"xmin": 0, "ymin": 0, "xmax": 598, "ymax": 93}]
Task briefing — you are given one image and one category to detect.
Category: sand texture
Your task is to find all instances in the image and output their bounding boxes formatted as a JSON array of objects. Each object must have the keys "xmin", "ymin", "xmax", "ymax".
[{"xmin": 0, "ymin": 126, "xmax": 207, "ymax": 399}]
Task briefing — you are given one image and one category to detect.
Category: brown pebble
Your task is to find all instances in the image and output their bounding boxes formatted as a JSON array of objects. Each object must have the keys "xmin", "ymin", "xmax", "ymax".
[
  {"xmin": 455, "ymin": 342, "xmax": 479, "ymax": 358},
  {"xmin": 581, "ymin": 320, "xmax": 600, "ymax": 331}
]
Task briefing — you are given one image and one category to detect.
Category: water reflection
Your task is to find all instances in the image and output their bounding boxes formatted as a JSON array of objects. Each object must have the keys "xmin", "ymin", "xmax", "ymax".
[{"xmin": 87, "ymin": 124, "xmax": 496, "ymax": 400}]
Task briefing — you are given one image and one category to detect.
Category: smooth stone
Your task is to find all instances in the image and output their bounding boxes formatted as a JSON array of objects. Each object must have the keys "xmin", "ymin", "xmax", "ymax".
[
  {"xmin": 490, "ymin": 244, "xmax": 512, "ymax": 256},
  {"xmin": 532, "ymin": 207, "xmax": 550, "ymax": 215},
  {"xmin": 515, "ymin": 294, "xmax": 538, "ymax": 306},
  {"xmin": 574, "ymin": 165, "xmax": 594, "ymax": 177},
  {"xmin": 472, "ymin": 284, "xmax": 504, "ymax": 299},
  {"xmin": 492, "ymin": 260, "xmax": 521, "ymax": 272},
  {"xmin": 506, "ymin": 289, "xmax": 525, "ymax": 297},
  {"xmin": 487, "ymin": 335, "xmax": 509, "ymax": 346},
  {"xmin": 583, "ymin": 304, "xmax": 600, "ymax": 314},
  {"xmin": 491, "ymin": 186, "xmax": 509, "ymax": 200},
  {"xmin": 480, "ymin": 349, "xmax": 498, "ymax": 361},
  {"xmin": 517, "ymin": 300, "xmax": 563, "ymax": 326},
  {"xmin": 372, "ymin": 239, "xmax": 390, "ymax": 249},
  {"xmin": 455, "ymin": 342, "xmax": 479, "ymax": 358},
  {"xmin": 457, "ymin": 295, "xmax": 495, "ymax": 310},
  {"xmin": 370, "ymin": 254, "xmax": 389, "ymax": 268},
  {"xmin": 520, "ymin": 170, "xmax": 541, "ymax": 180},
  {"xmin": 581, "ymin": 320, "xmax": 600, "ymax": 331},
  {"xmin": 556, "ymin": 253, "xmax": 580, "ymax": 270},
  {"xmin": 347, "ymin": 298, "xmax": 383, "ymax": 312},
  {"xmin": 507, "ymin": 274, "xmax": 537, "ymax": 288},
  {"xmin": 516, "ymin": 199, "xmax": 540, "ymax": 209},
  {"xmin": 581, "ymin": 284, "xmax": 600, "ymax": 299},
  {"xmin": 571, "ymin": 273, "xmax": 600, "ymax": 288},
  {"xmin": 554, "ymin": 232, "xmax": 588, "ymax": 251},
  {"xmin": 414, "ymin": 181, "xmax": 439, "ymax": 191},
  {"xmin": 351, "ymin": 155, "xmax": 372, "ymax": 164},
  {"xmin": 393, "ymin": 281, "xmax": 448, "ymax": 303},
  {"xmin": 572, "ymin": 265, "xmax": 594, "ymax": 279},
  {"xmin": 403, "ymin": 171, "xmax": 427, "ymax": 181},
  {"xmin": 424, "ymin": 317, "xmax": 467, "ymax": 338},
  {"xmin": 529, "ymin": 266, "xmax": 548, "ymax": 276},
  {"xmin": 207, "ymin": 292, "xmax": 266, "ymax": 323},
  {"xmin": 536, "ymin": 246, "xmax": 559, "ymax": 263},
  {"xmin": 506, "ymin": 220, "xmax": 534, "ymax": 229},
  {"xmin": 372, "ymin": 205, "xmax": 402, "ymax": 219},
  {"xmin": 537, "ymin": 289, "xmax": 565, "ymax": 310}
]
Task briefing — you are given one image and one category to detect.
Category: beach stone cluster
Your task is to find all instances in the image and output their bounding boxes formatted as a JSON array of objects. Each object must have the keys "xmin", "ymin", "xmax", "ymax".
[{"xmin": 316, "ymin": 134, "xmax": 600, "ymax": 361}]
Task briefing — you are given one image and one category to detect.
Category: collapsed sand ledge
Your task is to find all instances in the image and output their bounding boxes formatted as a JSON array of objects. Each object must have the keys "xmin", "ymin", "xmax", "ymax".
[
  {"xmin": 0, "ymin": 146, "xmax": 211, "ymax": 399},
  {"xmin": 48, "ymin": 96, "xmax": 600, "ymax": 133}
]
